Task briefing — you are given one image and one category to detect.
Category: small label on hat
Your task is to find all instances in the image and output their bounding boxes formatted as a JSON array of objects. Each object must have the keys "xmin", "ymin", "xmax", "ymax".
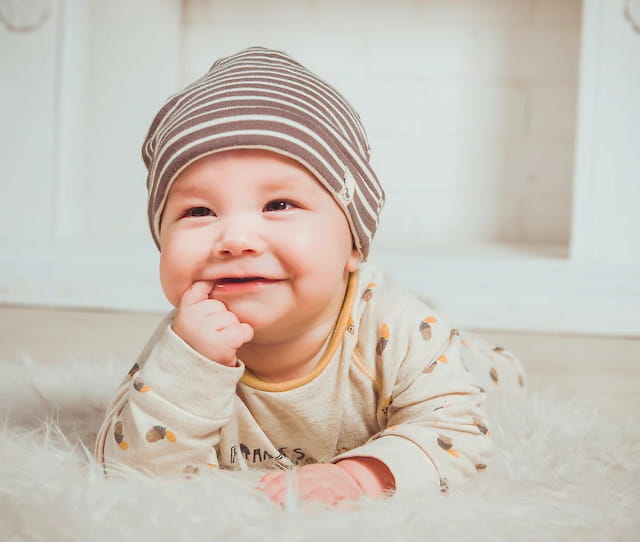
[{"xmin": 339, "ymin": 170, "xmax": 355, "ymax": 204}]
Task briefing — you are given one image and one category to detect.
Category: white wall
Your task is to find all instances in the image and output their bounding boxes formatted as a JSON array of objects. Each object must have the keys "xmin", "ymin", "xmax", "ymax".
[
  {"xmin": 182, "ymin": 0, "xmax": 581, "ymax": 251},
  {"xmin": 57, "ymin": 0, "xmax": 184, "ymax": 241},
  {"xmin": 0, "ymin": 1, "xmax": 58, "ymax": 238},
  {"xmin": 0, "ymin": 0, "xmax": 639, "ymax": 336},
  {"xmin": 571, "ymin": 0, "xmax": 640, "ymax": 267}
]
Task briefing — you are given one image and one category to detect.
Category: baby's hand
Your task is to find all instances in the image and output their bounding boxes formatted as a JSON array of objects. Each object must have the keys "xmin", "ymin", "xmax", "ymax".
[
  {"xmin": 260, "ymin": 464, "xmax": 364, "ymax": 507},
  {"xmin": 172, "ymin": 280, "xmax": 253, "ymax": 366}
]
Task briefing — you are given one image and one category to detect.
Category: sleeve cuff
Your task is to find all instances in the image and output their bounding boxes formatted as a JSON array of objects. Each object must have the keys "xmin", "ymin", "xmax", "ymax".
[
  {"xmin": 137, "ymin": 324, "xmax": 244, "ymax": 419},
  {"xmin": 333, "ymin": 435, "xmax": 442, "ymax": 497}
]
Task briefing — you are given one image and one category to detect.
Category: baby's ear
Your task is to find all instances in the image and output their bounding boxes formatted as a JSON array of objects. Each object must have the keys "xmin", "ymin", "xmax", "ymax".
[{"xmin": 345, "ymin": 248, "xmax": 362, "ymax": 272}]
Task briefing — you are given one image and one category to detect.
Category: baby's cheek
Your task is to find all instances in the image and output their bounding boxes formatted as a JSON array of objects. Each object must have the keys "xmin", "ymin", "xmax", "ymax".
[{"xmin": 159, "ymin": 250, "xmax": 185, "ymax": 307}]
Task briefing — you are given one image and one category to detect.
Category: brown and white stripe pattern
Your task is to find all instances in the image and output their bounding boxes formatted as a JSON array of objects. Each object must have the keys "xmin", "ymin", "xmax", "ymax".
[{"xmin": 142, "ymin": 46, "xmax": 385, "ymax": 259}]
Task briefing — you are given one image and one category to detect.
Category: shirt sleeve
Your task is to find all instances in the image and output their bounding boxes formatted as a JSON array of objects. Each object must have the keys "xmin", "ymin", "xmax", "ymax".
[
  {"xmin": 333, "ymin": 273, "xmax": 492, "ymax": 496},
  {"xmin": 94, "ymin": 313, "xmax": 244, "ymax": 478}
]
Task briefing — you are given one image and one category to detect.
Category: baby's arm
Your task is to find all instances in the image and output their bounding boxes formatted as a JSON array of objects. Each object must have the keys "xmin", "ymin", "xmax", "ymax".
[
  {"xmin": 94, "ymin": 281, "xmax": 252, "ymax": 476},
  {"xmin": 335, "ymin": 320, "xmax": 491, "ymax": 496},
  {"xmin": 260, "ymin": 457, "xmax": 394, "ymax": 505}
]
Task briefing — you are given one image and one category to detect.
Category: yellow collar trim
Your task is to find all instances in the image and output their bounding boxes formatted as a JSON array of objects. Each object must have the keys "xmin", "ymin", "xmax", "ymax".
[{"xmin": 240, "ymin": 272, "xmax": 358, "ymax": 392}]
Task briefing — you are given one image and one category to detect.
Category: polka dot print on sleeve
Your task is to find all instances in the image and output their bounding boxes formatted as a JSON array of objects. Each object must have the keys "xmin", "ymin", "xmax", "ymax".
[{"xmin": 145, "ymin": 425, "xmax": 177, "ymax": 443}]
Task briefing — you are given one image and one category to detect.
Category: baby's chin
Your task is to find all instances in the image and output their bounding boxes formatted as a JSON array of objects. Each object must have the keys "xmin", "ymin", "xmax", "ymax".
[
  {"xmin": 232, "ymin": 313, "xmax": 300, "ymax": 346},
  {"xmin": 214, "ymin": 296, "xmax": 277, "ymax": 323}
]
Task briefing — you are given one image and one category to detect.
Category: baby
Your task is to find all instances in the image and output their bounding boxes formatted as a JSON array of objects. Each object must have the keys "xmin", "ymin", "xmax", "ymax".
[{"xmin": 95, "ymin": 46, "xmax": 525, "ymax": 506}]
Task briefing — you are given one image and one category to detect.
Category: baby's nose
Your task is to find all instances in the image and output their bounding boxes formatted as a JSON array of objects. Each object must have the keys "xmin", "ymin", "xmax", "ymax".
[{"xmin": 211, "ymin": 215, "xmax": 265, "ymax": 257}]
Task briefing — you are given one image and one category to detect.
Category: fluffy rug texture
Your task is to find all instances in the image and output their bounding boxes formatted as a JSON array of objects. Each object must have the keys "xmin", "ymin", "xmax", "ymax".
[{"xmin": 1, "ymin": 356, "xmax": 638, "ymax": 542}]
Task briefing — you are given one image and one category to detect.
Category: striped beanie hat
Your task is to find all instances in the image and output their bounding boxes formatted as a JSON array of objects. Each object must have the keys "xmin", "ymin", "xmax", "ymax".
[{"xmin": 142, "ymin": 46, "xmax": 385, "ymax": 260}]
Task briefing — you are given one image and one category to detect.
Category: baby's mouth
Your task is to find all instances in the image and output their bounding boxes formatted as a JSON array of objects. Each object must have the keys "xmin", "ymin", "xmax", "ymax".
[
  {"xmin": 212, "ymin": 277, "xmax": 284, "ymax": 292},
  {"xmin": 216, "ymin": 277, "xmax": 265, "ymax": 285}
]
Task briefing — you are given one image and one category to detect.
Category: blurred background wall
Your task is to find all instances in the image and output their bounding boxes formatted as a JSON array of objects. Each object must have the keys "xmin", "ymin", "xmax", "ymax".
[{"xmin": 1, "ymin": 0, "xmax": 639, "ymax": 336}]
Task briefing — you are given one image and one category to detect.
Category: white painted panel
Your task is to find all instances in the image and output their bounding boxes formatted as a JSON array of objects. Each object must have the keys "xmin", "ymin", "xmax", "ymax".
[
  {"xmin": 182, "ymin": 0, "xmax": 580, "ymax": 250},
  {"xmin": 331, "ymin": 76, "xmax": 423, "ymax": 137},
  {"xmin": 53, "ymin": 0, "xmax": 89, "ymax": 238},
  {"xmin": 516, "ymin": 137, "xmax": 575, "ymax": 197},
  {"xmin": 74, "ymin": 0, "xmax": 182, "ymax": 240},
  {"xmin": 572, "ymin": 0, "xmax": 640, "ymax": 265},
  {"xmin": 530, "ymin": 82, "xmax": 579, "ymax": 138},
  {"xmin": 374, "ymin": 190, "xmax": 522, "ymax": 251},
  {"xmin": 533, "ymin": 0, "xmax": 583, "ymax": 25},
  {"xmin": 520, "ymin": 194, "xmax": 572, "ymax": 244},
  {"xmin": 182, "ymin": 0, "xmax": 368, "ymax": 83},
  {"xmin": 421, "ymin": 79, "xmax": 528, "ymax": 137},
  {"xmin": 0, "ymin": 2, "xmax": 58, "ymax": 237}
]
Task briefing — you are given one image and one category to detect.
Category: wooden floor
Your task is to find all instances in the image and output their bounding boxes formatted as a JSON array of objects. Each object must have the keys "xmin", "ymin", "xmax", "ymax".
[{"xmin": 1, "ymin": 305, "xmax": 638, "ymax": 419}]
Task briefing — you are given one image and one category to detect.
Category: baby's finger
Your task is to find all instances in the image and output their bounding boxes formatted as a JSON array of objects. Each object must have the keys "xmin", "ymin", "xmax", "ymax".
[
  {"xmin": 334, "ymin": 499, "xmax": 359, "ymax": 511},
  {"xmin": 259, "ymin": 470, "xmax": 282, "ymax": 486},
  {"xmin": 274, "ymin": 477, "xmax": 301, "ymax": 507},
  {"xmin": 180, "ymin": 281, "xmax": 215, "ymax": 307},
  {"xmin": 217, "ymin": 322, "xmax": 254, "ymax": 347},
  {"xmin": 203, "ymin": 308, "xmax": 240, "ymax": 330},
  {"xmin": 238, "ymin": 322, "xmax": 254, "ymax": 343},
  {"xmin": 301, "ymin": 486, "xmax": 336, "ymax": 504},
  {"xmin": 260, "ymin": 472, "xmax": 287, "ymax": 502}
]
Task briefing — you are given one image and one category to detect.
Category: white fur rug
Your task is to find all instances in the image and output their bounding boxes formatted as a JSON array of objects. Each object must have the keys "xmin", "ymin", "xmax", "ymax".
[{"xmin": 1, "ymin": 357, "xmax": 638, "ymax": 542}]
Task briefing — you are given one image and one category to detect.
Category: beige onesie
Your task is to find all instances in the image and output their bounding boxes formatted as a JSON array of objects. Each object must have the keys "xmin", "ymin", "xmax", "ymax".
[{"xmin": 95, "ymin": 263, "xmax": 525, "ymax": 495}]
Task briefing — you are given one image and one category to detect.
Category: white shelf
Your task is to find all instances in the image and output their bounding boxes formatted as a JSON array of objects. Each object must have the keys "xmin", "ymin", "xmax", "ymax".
[
  {"xmin": 0, "ymin": 238, "xmax": 171, "ymax": 314},
  {"xmin": 372, "ymin": 242, "xmax": 569, "ymax": 262},
  {"xmin": 1, "ymin": 239, "xmax": 637, "ymax": 337},
  {"xmin": 371, "ymin": 245, "xmax": 639, "ymax": 337}
]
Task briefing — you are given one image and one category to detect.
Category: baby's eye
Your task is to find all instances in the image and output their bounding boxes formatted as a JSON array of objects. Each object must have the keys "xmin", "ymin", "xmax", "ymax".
[
  {"xmin": 263, "ymin": 200, "xmax": 296, "ymax": 212},
  {"xmin": 183, "ymin": 207, "xmax": 214, "ymax": 218}
]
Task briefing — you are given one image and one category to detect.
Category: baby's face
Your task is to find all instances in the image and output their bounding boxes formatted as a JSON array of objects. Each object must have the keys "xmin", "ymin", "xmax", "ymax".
[{"xmin": 158, "ymin": 149, "xmax": 361, "ymax": 343}]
